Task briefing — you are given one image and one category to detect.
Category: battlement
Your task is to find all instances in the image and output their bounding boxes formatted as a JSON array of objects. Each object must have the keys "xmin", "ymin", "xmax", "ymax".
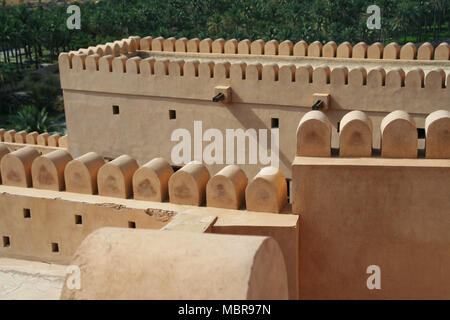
[
  {"xmin": 59, "ymin": 42, "xmax": 449, "ymax": 115},
  {"xmin": 0, "ymin": 128, "xmax": 67, "ymax": 149},
  {"xmin": 296, "ymin": 109, "xmax": 450, "ymax": 159},
  {"xmin": 1, "ymin": 105, "xmax": 450, "ymax": 299},
  {"xmin": 0, "ymin": 142, "xmax": 298, "ymax": 298},
  {"xmin": 73, "ymin": 36, "xmax": 450, "ymax": 61},
  {"xmin": 0, "ymin": 143, "xmax": 290, "ymax": 214}
]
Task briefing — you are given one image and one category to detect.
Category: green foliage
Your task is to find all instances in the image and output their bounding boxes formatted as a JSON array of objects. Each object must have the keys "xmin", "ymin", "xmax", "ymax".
[
  {"xmin": 0, "ymin": 0, "xmax": 448, "ymax": 59},
  {"xmin": 8, "ymin": 105, "xmax": 64, "ymax": 133},
  {"xmin": 0, "ymin": 62, "xmax": 23, "ymax": 112},
  {"xmin": 23, "ymin": 71, "xmax": 62, "ymax": 112},
  {"xmin": 0, "ymin": 0, "xmax": 448, "ymax": 121}
]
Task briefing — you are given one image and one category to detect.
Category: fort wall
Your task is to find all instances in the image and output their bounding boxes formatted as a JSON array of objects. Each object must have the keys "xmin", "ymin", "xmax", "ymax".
[
  {"xmin": 58, "ymin": 37, "xmax": 450, "ymax": 178},
  {"xmin": 292, "ymin": 109, "xmax": 450, "ymax": 299},
  {"xmin": 0, "ymin": 144, "xmax": 299, "ymax": 298}
]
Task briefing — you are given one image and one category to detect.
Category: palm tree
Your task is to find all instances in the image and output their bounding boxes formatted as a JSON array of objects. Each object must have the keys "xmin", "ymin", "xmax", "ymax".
[{"xmin": 8, "ymin": 105, "xmax": 64, "ymax": 133}]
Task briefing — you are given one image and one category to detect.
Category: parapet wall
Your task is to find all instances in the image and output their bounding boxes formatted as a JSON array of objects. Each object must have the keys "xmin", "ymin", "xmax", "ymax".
[
  {"xmin": 75, "ymin": 36, "xmax": 450, "ymax": 61},
  {"xmin": 292, "ymin": 109, "xmax": 450, "ymax": 299},
  {"xmin": 59, "ymin": 43, "xmax": 450, "ymax": 114},
  {"xmin": 0, "ymin": 145, "xmax": 290, "ymax": 213},
  {"xmin": 0, "ymin": 128, "xmax": 68, "ymax": 153},
  {"xmin": 295, "ymin": 109, "xmax": 450, "ymax": 159}
]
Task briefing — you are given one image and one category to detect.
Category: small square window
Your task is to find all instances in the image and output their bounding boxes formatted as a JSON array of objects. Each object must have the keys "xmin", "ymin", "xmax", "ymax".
[
  {"xmin": 75, "ymin": 215, "xmax": 83, "ymax": 225},
  {"xmin": 3, "ymin": 236, "xmax": 10, "ymax": 247},
  {"xmin": 169, "ymin": 110, "xmax": 176, "ymax": 120},
  {"xmin": 128, "ymin": 221, "xmax": 136, "ymax": 229},
  {"xmin": 23, "ymin": 208, "xmax": 31, "ymax": 219},
  {"xmin": 271, "ymin": 118, "xmax": 279, "ymax": 128},
  {"xmin": 52, "ymin": 243, "xmax": 59, "ymax": 253},
  {"xmin": 112, "ymin": 105, "xmax": 120, "ymax": 115},
  {"xmin": 417, "ymin": 128, "xmax": 425, "ymax": 139}
]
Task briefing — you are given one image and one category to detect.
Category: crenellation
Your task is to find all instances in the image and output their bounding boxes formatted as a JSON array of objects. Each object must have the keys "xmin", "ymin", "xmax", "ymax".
[
  {"xmin": 262, "ymin": 63, "xmax": 279, "ymax": 81},
  {"xmin": 132, "ymin": 157, "xmax": 174, "ymax": 202},
  {"xmin": 435, "ymin": 42, "xmax": 450, "ymax": 60},
  {"xmin": 348, "ymin": 66, "xmax": 367, "ymax": 86},
  {"xmin": 385, "ymin": 67, "xmax": 405, "ymax": 88},
  {"xmin": 367, "ymin": 42, "xmax": 383, "ymax": 59},
  {"xmin": 279, "ymin": 40, "xmax": 293, "ymax": 56},
  {"xmin": 37, "ymin": 132, "xmax": 50, "ymax": 146},
  {"xmin": 199, "ymin": 38, "xmax": 212, "ymax": 53},
  {"xmin": 230, "ymin": 62, "xmax": 246, "ymax": 80},
  {"xmin": 212, "ymin": 38, "xmax": 225, "ymax": 53},
  {"xmin": 296, "ymin": 110, "xmax": 332, "ymax": 157},
  {"xmin": 97, "ymin": 154, "xmax": 139, "ymax": 199},
  {"xmin": 72, "ymin": 52, "xmax": 87, "ymax": 71},
  {"xmin": 251, "ymin": 39, "xmax": 265, "ymax": 55},
  {"xmin": 86, "ymin": 54, "xmax": 100, "ymax": 71},
  {"xmin": 0, "ymin": 144, "xmax": 9, "ymax": 183},
  {"xmin": 186, "ymin": 38, "xmax": 200, "ymax": 53},
  {"xmin": 64, "ymin": 152, "xmax": 105, "ymax": 195},
  {"xmin": 14, "ymin": 130, "xmax": 27, "ymax": 144},
  {"xmin": 352, "ymin": 42, "xmax": 368, "ymax": 59},
  {"xmin": 199, "ymin": 60, "xmax": 214, "ymax": 78},
  {"xmin": 162, "ymin": 37, "xmax": 176, "ymax": 52},
  {"xmin": 168, "ymin": 59, "xmax": 184, "ymax": 76},
  {"xmin": 322, "ymin": 41, "xmax": 337, "ymax": 58},
  {"xmin": 246, "ymin": 63, "xmax": 262, "ymax": 81},
  {"xmin": 264, "ymin": 40, "xmax": 279, "ymax": 56},
  {"xmin": 140, "ymin": 36, "xmax": 152, "ymax": 51},
  {"xmin": 425, "ymin": 69, "xmax": 446, "ymax": 89},
  {"xmin": 125, "ymin": 56, "xmax": 141, "ymax": 74},
  {"xmin": 224, "ymin": 39, "xmax": 238, "ymax": 54},
  {"xmin": 31, "ymin": 150, "xmax": 73, "ymax": 191},
  {"xmin": 308, "ymin": 40, "xmax": 322, "ymax": 57},
  {"xmin": 330, "ymin": 66, "xmax": 348, "ymax": 85},
  {"xmin": 293, "ymin": 40, "xmax": 308, "ymax": 56},
  {"xmin": 336, "ymin": 41, "xmax": 352, "ymax": 58},
  {"xmin": 206, "ymin": 165, "xmax": 248, "ymax": 210},
  {"xmin": 417, "ymin": 42, "xmax": 434, "ymax": 60},
  {"xmin": 154, "ymin": 59, "xmax": 169, "ymax": 76},
  {"xmin": 296, "ymin": 64, "xmax": 313, "ymax": 83},
  {"xmin": 214, "ymin": 61, "xmax": 230, "ymax": 79},
  {"xmin": 48, "ymin": 133, "xmax": 60, "ymax": 147},
  {"xmin": 367, "ymin": 67, "xmax": 386, "ymax": 88},
  {"xmin": 424, "ymin": 110, "xmax": 450, "ymax": 159},
  {"xmin": 245, "ymin": 166, "xmax": 287, "ymax": 213},
  {"xmin": 0, "ymin": 146, "xmax": 40, "ymax": 187},
  {"xmin": 312, "ymin": 65, "xmax": 330, "ymax": 84},
  {"xmin": 4, "ymin": 129, "xmax": 15, "ymax": 142},
  {"xmin": 339, "ymin": 110, "xmax": 373, "ymax": 157},
  {"xmin": 98, "ymin": 54, "xmax": 113, "ymax": 72},
  {"xmin": 380, "ymin": 110, "xmax": 417, "ymax": 158},
  {"xmin": 400, "ymin": 42, "xmax": 417, "ymax": 60},
  {"xmin": 405, "ymin": 68, "xmax": 425, "ymax": 88},
  {"xmin": 151, "ymin": 36, "xmax": 164, "ymax": 52},
  {"xmin": 383, "ymin": 42, "xmax": 401, "ymax": 59},
  {"xmin": 112, "ymin": 55, "xmax": 127, "ymax": 73},
  {"xmin": 168, "ymin": 161, "xmax": 210, "ymax": 206},
  {"xmin": 279, "ymin": 64, "xmax": 296, "ymax": 84},
  {"xmin": 237, "ymin": 39, "xmax": 251, "ymax": 54},
  {"xmin": 25, "ymin": 131, "xmax": 39, "ymax": 144},
  {"xmin": 184, "ymin": 60, "xmax": 199, "ymax": 77}
]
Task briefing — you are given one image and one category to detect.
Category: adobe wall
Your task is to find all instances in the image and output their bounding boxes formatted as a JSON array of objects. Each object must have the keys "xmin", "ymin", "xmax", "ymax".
[
  {"xmin": 60, "ymin": 228, "xmax": 289, "ymax": 300},
  {"xmin": 0, "ymin": 145, "xmax": 299, "ymax": 298},
  {"xmin": 292, "ymin": 109, "xmax": 450, "ymax": 299},
  {"xmin": 59, "ymin": 36, "xmax": 450, "ymax": 179}
]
